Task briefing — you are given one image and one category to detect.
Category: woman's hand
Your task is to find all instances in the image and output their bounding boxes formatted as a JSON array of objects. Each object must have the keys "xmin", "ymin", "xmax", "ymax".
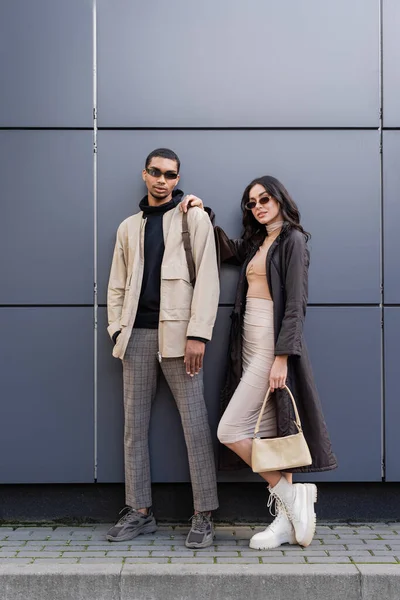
[
  {"xmin": 180, "ymin": 194, "xmax": 205, "ymax": 213},
  {"xmin": 269, "ymin": 355, "xmax": 288, "ymax": 392}
]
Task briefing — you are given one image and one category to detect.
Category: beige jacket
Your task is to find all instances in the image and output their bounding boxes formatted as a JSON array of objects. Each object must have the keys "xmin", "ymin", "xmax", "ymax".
[{"xmin": 107, "ymin": 204, "xmax": 220, "ymax": 360}]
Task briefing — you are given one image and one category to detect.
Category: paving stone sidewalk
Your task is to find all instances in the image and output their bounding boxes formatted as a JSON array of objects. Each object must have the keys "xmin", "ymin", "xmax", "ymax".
[{"xmin": 1, "ymin": 523, "xmax": 400, "ymax": 566}]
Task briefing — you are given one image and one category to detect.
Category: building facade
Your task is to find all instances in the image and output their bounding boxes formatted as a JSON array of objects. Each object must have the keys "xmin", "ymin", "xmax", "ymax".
[{"xmin": 1, "ymin": 0, "xmax": 399, "ymax": 519}]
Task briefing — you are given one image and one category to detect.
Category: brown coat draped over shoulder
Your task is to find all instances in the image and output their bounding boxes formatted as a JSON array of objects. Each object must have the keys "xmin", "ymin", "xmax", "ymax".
[{"xmin": 215, "ymin": 223, "xmax": 338, "ymax": 473}]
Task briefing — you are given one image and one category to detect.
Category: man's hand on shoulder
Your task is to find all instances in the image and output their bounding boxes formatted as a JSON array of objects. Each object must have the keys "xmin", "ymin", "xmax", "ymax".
[{"xmin": 184, "ymin": 339, "xmax": 206, "ymax": 377}]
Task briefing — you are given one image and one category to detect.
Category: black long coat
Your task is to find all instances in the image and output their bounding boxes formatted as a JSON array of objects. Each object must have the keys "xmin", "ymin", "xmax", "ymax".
[{"xmin": 215, "ymin": 223, "xmax": 338, "ymax": 473}]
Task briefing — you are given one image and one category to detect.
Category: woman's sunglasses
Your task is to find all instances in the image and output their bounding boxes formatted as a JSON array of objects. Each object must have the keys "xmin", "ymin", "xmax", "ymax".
[
  {"xmin": 245, "ymin": 194, "xmax": 272, "ymax": 211},
  {"xmin": 146, "ymin": 167, "xmax": 178, "ymax": 180}
]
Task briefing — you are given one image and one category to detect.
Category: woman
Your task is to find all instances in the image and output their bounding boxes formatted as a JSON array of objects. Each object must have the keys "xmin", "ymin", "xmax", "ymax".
[{"xmin": 181, "ymin": 176, "xmax": 337, "ymax": 550}]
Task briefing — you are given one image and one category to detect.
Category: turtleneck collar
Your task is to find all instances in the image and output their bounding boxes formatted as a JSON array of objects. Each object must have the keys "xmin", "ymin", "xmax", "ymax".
[
  {"xmin": 139, "ymin": 189, "xmax": 184, "ymax": 216},
  {"xmin": 266, "ymin": 220, "xmax": 285, "ymax": 235}
]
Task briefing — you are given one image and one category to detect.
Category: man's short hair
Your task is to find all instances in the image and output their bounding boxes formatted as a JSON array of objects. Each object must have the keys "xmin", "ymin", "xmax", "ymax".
[{"xmin": 145, "ymin": 148, "xmax": 181, "ymax": 172}]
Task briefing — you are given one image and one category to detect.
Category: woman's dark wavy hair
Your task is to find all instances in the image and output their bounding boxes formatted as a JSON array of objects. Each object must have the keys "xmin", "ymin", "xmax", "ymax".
[{"xmin": 241, "ymin": 175, "xmax": 310, "ymax": 246}]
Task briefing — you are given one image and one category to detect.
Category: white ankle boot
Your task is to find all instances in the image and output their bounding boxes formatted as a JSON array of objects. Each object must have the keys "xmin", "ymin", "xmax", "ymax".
[
  {"xmin": 269, "ymin": 478, "xmax": 317, "ymax": 547},
  {"xmin": 249, "ymin": 501, "xmax": 296, "ymax": 550}
]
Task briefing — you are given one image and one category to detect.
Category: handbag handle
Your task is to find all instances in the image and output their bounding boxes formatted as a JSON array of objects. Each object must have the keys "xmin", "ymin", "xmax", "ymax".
[{"xmin": 254, "ymin": 385, "xmax": 303, "ymax": 438}]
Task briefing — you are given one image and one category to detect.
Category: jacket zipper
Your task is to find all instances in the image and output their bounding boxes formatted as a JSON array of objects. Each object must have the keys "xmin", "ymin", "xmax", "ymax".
[{"xmin": 157, "ymin": 211, "xmax": 170, "ymax": 364}]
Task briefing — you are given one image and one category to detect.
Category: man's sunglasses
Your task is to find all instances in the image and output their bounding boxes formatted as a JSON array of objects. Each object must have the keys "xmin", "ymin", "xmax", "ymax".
[
  {"xmin": 146, "ymin": 167, "xmax": 179, "ymax": 180},
  {"xmin": 245, "ymin": 194, "xmax": 272, "ymax": 211}
]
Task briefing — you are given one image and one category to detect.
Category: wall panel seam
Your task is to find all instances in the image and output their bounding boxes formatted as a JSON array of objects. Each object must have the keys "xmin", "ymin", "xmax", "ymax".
[
  {"xmin": 93, "ymin": 0, "xmax": 98, "ymax": 483},
  {"xmin": 379, "ymin": 0, "xmax": 385, "ymax": 481},
  {"xmin": 96, "ymin": 126, "xmax": 379, "ymax": 132}
]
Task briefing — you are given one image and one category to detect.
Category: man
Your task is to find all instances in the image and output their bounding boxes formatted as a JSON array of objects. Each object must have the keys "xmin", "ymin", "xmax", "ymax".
[{"xmin": 106, "ymin": 148, "xmax": 220, "ymax": 548}]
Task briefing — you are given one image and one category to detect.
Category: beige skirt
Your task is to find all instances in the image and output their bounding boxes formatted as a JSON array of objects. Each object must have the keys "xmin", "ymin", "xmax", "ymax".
[{"xmin": 217, "ymin": 297, "xmax": 277, "ymax": 443}]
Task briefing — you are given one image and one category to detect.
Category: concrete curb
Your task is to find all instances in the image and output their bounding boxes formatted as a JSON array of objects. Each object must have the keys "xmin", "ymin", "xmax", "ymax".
[{"xmin": 0, "ymin": 563, "xmax": 399, "ymax": 600}]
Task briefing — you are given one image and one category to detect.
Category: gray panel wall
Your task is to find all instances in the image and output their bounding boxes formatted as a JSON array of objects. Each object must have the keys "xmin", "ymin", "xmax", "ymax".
[
  {"xmin": 383, "ymin": 132, "xmax": 400, "ymax": 303},
  {"xmin": 300, "ymin": 308, "xmax": 381, "ymax": 482},
  {"xmin": 383, "ymin": 133, "xmax": 400, "ymax": 482},
  {"xmin": 97, "ymin": 307, "xmax": 230, "ymax": 483},
  {"xmin": 0, "ymin": 131, "xmax": 94, "ymax": 304},
  {"xmin": 97, "ymin": 130, "xmax": 380, "ymax": 306},
  {"xmin": 382, "ymin": 3, "xmax": 400, "ymax": 483},
  {"xmin": 97, "ymin": 0, "xmax": 379, "ymax": 127},
  {"xmin": 0, "ymin": 308, "xmax": 94, "ymax": 483},
  {"xmin": 383, "ymin": 0, "xmax": 400, "ymax": 127},
  {"xmin": 98, "ymin": 307, "xmax": 382, "ymax": 484},
  {"xmin": 1, "ymin": 0, "xmax": 399, "ymax": 486},
  {"xmin": 0, "ymin": 1, "xmax": 94, "ymax": 484},
  {"xmin": 384, "ymin": 309, "xmax": 400, "ymax": 482},
  {"xmin": 0, "ymin": 0, "xmax": 92, "ymax": 127}
]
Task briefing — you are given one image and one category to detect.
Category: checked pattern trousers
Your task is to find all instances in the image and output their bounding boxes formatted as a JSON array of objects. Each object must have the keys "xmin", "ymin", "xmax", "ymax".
[{"xmin": 122, "ymin": 328, "xmax": 219, "ymax": 512}]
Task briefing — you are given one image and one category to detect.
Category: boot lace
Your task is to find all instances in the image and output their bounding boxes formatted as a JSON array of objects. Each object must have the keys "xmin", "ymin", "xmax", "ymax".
[
  {"xmin": 267, "ymin": 491, "xmax": 278, "ymax": 517},
  {"xmin": 268, "ymin": 488, "xmax": 294, "ymax": 522}
]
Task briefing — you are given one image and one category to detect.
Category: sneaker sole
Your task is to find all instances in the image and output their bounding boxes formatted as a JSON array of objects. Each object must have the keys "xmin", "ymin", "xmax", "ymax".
[
  {"xmin": 296, "ymin": 484, "xmax": 317, "ymax": 548},
  {"xmin": 185, "ymin": 534, "xmax": 215, "ymax": 549},
  {"xmin": 106, "ymin": 522, "xmax": 158, "ymax": 542}
]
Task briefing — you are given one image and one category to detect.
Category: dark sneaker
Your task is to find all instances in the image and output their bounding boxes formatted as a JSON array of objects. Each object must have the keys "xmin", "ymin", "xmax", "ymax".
[
  {"xmin": 106, "ymin": 507, "xmax": 157, "ymax": 542},
  {"xmin": 185, "ymin": 512, "xmax": 215, "ymax": 549}
]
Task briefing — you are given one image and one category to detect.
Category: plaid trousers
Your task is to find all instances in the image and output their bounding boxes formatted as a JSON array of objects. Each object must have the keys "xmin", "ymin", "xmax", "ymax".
[{"xmin": 122, "ymin": 328, "xmax": 219, "ymax": 512}]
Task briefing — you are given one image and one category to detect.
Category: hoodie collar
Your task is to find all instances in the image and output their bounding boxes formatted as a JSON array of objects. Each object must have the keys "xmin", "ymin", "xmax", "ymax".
[{"xmin": 139, "ymin": 189, "xmax": 184, "ymax": 216}]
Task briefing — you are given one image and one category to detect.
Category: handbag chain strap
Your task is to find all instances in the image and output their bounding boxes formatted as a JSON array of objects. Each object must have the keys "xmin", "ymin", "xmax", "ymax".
[{"xmin": 254, "ymin": 385, "xmax": 303, "ymax": 438}]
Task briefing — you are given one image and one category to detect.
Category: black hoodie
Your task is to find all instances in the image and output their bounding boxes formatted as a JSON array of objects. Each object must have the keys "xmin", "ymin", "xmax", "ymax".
[{"xmin": 133, "ymin": 190, "xmax": 183, "ymax": 329}]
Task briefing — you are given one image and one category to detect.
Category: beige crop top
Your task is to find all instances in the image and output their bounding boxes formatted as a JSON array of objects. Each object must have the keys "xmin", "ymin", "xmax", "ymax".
[{"xmin": 246, "ymin": 223, "xmax": 283, "ymax": 300}]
